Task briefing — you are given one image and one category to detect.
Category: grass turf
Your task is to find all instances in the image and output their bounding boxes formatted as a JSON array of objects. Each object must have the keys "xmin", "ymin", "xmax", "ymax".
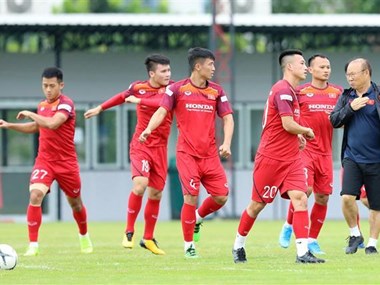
[{"xmin": 0, "ymin": 220, "xmax": 376, "ymax": 284}]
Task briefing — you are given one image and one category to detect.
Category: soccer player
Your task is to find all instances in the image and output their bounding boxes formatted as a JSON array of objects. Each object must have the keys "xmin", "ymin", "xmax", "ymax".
[
  {"xmin": 139, "ymin": 47, "xmax": 234, "ymax": 258},
  {"xmin": 232, "ymin": 49, "xmax": 325, "ymax": 264},
  {"xmin": 0, "ymin": 67, "xmax": 93, "ymax": 256},
  {"xmin": 330, "ymin": 58, "xmax": 380, "ymax": 255},
  {"xmin": 84, "ymin": 54, "xmax": 172, "ymax": 255},
  {"xmin": 278, "ymin": 54, "xmax": 343, "ymax": 254}
]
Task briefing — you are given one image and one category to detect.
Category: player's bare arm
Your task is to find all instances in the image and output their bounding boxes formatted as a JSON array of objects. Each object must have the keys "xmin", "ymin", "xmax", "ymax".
[
  {"xmin": 219, "ymin": 114, "xmax": 234, "ymax": 158},
  {"xmin": 0, "ymin": 118, "xmax": 38, "ymax": 133},
  {"xmin": 139, "ymin": 106, "xmax": 168, "ymax": 143},
  {"xmin": 17, "ymin": 110, "xmax": 67, "ymax": 130},
  {"xmin": 125, "ymin": 95, "xmax": 141, "ymax": 104},
  {"xmin": 84, "ymin": 105, "xmax": 103, "ymax": 119},
  {"xmin": 281, "ymin": 116, "xmax": 314, "ymax": 139}
]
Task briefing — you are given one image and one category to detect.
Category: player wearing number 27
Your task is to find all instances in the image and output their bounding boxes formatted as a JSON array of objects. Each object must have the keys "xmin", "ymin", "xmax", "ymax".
[
  {"xmin": 0, "ymin": 67, "xmax": 93, "ymax": 256},
  {"xmin": 232, "ymin": 49, "xmax": 325, "ymax": 264}
]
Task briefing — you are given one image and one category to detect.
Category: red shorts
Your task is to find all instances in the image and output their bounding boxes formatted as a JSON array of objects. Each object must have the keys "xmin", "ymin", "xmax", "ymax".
[
  {"xmin": 252, "ymin": 154, "xmax": 307, "ymax": 204},
  {"xmin": 130, "ymin": 142, "xmax": 167, "ymax": 190},
  {"xmin": 176, "ymin": 151, "xmax": 229, "ymax": 196},
  {"xmin": 30, "ymin": 158, "xmax": 81, "ymax": 198},
  {"xmin": 301, "ymin": 149, "xmax": 333, "ymax": 195}
]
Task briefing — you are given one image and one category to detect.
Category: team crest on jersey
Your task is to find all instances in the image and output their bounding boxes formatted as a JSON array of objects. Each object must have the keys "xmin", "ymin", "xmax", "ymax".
[
  {"xmin": 184, "ymin": 90, "xmax": 192, "ymax": 96},
  {"xmin": 139, "ymin": 90, "xmax": 146, "ymax": 95},
  {"xmin": 306, "ymin": 93, "xmax": 314, "ymax": 97},
  {"xmin": 367, "ymin": 99, "xmax": 375, "ymax": 105},
  {"xmin": 328, "ymin": 93, "xmax": 337, "ymax": 98}
]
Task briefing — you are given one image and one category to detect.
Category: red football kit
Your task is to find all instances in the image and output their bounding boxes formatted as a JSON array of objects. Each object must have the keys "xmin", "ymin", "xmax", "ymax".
[
  {"xmin": 297, "ymin": 82, "xmax": 342, "ymax": 195},
  {"xmin": 161, "ymin": 78, "xmax": 233, "ymax": 196},
  {"xmin": 101, "ymin": 80, "xmax": 173, "ymax": 190},
  {"xmin": 252, "ymin": 80, "xmax": 307, "ymax": 203},
  {"xmin": 30, "ymin": 94, "xmax": 81, "ymax": 197}
]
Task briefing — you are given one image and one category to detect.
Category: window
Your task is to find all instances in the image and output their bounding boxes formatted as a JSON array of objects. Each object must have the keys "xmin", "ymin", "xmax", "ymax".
[
  {"xmin": 332, "ymin": 128, "xmax": 343, "ymax": 167},
  {"xmin": 75, "ymin": 107, "xmax": 90, "ymax": 168},
  {"xmin": 92, "ymin": 108, "xmax": 122, "ymax": 168},
  {"xmin": 124, "ymin": 105, "xmax": 138, "ymax": 165},
  {"xmin": 247, "ymin": 105, "xmax": 265, "ymax": 166},
  {"xmin": 0, "ymin": 108, "xmax": 37, "ymax": 167}
]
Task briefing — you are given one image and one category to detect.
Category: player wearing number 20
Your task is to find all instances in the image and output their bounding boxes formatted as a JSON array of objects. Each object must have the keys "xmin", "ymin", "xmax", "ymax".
[{"xmin": 232, "ymin": 49, "xmax": 325, "ymax": 264}]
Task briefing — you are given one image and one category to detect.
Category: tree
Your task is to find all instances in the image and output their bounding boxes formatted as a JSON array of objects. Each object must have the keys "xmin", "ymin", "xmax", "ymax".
[{"xmin": 272, "ymin": 0, "xmax": 380, "ymax": 13}]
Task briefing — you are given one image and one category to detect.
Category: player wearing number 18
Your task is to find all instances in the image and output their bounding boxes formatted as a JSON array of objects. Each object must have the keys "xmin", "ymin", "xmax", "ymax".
[
  {"xmin": 84, "ymin": 54, "xmax": 173, "ymax": 255},
  {"xmin": 0, "ymin": 67, "xmax": 93, "ymax": 256},
  {"xmin": 232, "ymin": 49, "xmax": 325, "ymax": 264}
]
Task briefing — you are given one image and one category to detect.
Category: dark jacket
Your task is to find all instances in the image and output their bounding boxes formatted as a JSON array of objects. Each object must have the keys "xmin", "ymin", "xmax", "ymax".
[{"xmin": 330, "ymin": 82, "xmax": 380, "ymax": 164}]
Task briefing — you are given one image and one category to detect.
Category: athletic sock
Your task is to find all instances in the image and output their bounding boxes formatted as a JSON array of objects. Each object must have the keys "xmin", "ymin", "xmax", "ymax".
[
  {"xmin": 181, "ymin": 203, "xmax": 196, "ymax": 242},
  {"xmin": 125, "ymin": 192, "xmax": 143, "ymax": 233},
  {"xmin": 349, "ymin": 226, "xmax": 361, "ymax": 237},
  {"xmin": 143, "ymin": 198, "xmax": 160, "ymax": 240},
  {"xmin": 286, "ymin": 202, "xmax": 294, "ymax": 225},
  {"xmin": 73, "ymin": 205, "xmax": 88, "ymax": 235},
  {"xmin": 292, "ymin": 210, "xmax": 309, "ymax": 239},
  {"xmin": 367, "ymin": 238, "xmax": 377, "ymax": 248},
  {"xmin": 309, "ymin": 203, "xmax": 327, "ymax": 239},
  {"xmin": 237, "ymin": 209, "xmax": 256, "ymax": 237},
  {"xmin": 27, "ymin": 204, "xmax": 42, "ymax": 242},
  {"xmin": 197, "ymin": 196, "xmax": 224, "ymax": 220}
]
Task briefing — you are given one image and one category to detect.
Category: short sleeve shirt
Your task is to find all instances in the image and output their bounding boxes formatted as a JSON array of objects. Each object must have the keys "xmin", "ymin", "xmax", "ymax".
[
  {"xmin": 37, "ymin": 94, "xmax": 77, "ymax": 161},
  {"xmin": 161, "ymin": 78, "xmax": 233, "ymax": 158},
  {"xmin": 297, "ymin": 82, "xmax": 342, "ymax": 155},
  {"xmin": 257, "ymin": 79, "xmax": 301, "ymax": 161}
]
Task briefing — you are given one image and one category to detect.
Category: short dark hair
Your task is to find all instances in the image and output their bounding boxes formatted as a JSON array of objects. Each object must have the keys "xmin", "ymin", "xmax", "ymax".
[
  {"xmin": 278, "ymin": 49, "xmax": 303, "ymax": 66},
  {"xmin": 344, "ymin": 58, "xmax": 372, "ymax": 77},
  {"xmin": 42, "ymin": 67, "xmax": 63, "ymax": 82},
  {"xmin": 308, "ymin": 54, "xmax": 328, "ymax": 67},
  {"xmin": 188, "ymin": 47, "xmax": 215, "ymax": 72},
  {"xmin": 144, "ymin": 54, "xmax": 170, "ymax": 73}
]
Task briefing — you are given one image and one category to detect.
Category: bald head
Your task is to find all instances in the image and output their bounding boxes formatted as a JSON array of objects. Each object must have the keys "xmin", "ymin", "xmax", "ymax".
[{"xmin": 345, "ymin": 58, "xmax": 372, "ymax": 77}]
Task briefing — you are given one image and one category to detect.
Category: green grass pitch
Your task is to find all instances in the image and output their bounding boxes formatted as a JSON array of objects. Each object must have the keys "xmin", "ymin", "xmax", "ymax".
[{"xmin": 0, "ymin": 219, "xmax": 377, "ymax": 284}]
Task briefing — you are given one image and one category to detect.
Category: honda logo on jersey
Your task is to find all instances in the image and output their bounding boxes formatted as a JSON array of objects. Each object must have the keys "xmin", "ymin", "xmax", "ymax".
[{"xmin": 185, "ymin": 103, "xmax": 214, "ymax": 113}]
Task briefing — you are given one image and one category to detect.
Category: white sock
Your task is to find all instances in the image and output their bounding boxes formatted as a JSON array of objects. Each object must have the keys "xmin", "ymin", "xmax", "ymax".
[
  {"xmin": 349, "ymin": 226, "xmax": 361, "ymax": 237},
  {"xmin": 367, "ymin": 238, "xmax": 377, "ymax": 248},
  {"xmin": 184, "ymin": 241, "xmax": 195, "ymax": 252},
  {"xmin": 295, "ymin": 238, "xmax": 308, "ymax": 257},
  {"xmin": 79, "ymin": 233, "xmax": 89, "ymax": 238},
  {"xmin": 233, "ymin": 233, "xmax": 247, "ymax": 250},
  {"xmin": 308, "ymin": 238, "xmax": 317, "ymax": 244},
  {"xmin": 29, "ymin": 242, "xmax": 38, "ymax": 248},
  {"xmin": 195, "ymin": 210, "xmax": 203, "ymax": 224}
]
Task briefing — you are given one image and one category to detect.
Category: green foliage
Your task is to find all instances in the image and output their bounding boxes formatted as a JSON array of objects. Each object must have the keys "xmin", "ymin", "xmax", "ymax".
[
  {"xmin": 54, "ymin": 0, "xmax": 169, "ymax": 14},
  {"xmin": 273, "ymin": 0, "xmax": 380, "ymax": 13},
  {"xmin": 0, "ymin": 220, "xmax": 377, "ymax": 284},
  {"xmin": 58, "ymin": 0, "xmax": 89, "ymax": 13}
]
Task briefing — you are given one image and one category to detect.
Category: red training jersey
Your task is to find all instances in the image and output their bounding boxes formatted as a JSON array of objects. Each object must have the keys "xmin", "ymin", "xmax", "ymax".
[
  {"xmin": 257, "ymin": 79, "xmax": 301, "ymax": 161},
  {"xmin": 101, "ymin": 80, "xmax": 173, "ymax": 147},
  {"xmin": 37, "ymin": 94, "xmax": 77, "ymax": 161},
  {"xmin": 161, "ymin": 78, "xmax": 233, "ymax": 158},
  {"xmin": 297, "ymin": 82, "xmax": 342, "ymax": 155}
]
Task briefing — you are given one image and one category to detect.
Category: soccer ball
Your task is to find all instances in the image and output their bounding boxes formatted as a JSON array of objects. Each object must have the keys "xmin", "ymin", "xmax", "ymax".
[{"xmin": 0, "ymin": 244, "xmax": 18, "ymax": 270}]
